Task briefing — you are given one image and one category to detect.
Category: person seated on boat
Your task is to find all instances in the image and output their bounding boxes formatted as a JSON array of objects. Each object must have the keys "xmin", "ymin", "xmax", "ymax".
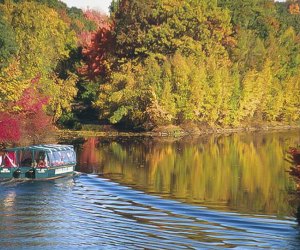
[{"xmin": 37, "ymin": 159, "xmax": 46, "ymax": 168}]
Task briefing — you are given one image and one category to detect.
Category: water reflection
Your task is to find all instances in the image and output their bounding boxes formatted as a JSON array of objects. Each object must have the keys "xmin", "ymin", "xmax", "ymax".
[
  {"xmin": 1, "ymin": 176, "xmax": 298, "ymax": 249},
  {"xmin": 77, "ymin": 131, "xmax": 300, "ymax": 217}
]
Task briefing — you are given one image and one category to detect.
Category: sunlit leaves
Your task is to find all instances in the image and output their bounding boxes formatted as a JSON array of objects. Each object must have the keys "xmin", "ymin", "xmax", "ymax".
[
  {"xmin": 112, "ymin": 0, "xmax": 234, "ymax": 62},
  {"xmin": 1, "ymin": 0, "xmax": 300, "ymax": 135},
  {"xmin": 45, "ymin": 73, "xmax": 78, "ymax": 122},
  {"xmin": 2, "ymin": 1, "xmax": 76, "ymax": 79},
  {"xmin": 77, "ymin": 10, "xmax": 112, "ymax": 80},
  {"xmin": 0, "ymin": 114, "xmax": 21, "ymax": 142},
  {"xmin": 0, "ymin": 14, "xmax": 18, "ymax": 69},
  {"xmin": 0, "ymin": 59, "xmax": 28, "ymax": 111},
  {"xmin": 289, "ymin": 3, "xmax": 300, "ymax": 14},
  {"xmin": 90, "ymin": 0, "xmax": 300, "ymax": 129}
]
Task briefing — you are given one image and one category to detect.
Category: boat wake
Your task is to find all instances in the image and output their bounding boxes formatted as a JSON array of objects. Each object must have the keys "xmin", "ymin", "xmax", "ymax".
[
  {"xmin": 1, "ymin": 173, "xmax": 299, "ymax": 249},
  {"xmin": 74, "ymin": 174, "xmax": 299, "ymax": 249}
]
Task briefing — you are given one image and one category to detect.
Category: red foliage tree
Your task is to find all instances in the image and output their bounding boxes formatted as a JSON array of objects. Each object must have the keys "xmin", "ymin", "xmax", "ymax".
[
  {"xmin": 78, "ymin": 27, "xmax": 113, "ymax": 79},
  {"xmin": 78, "ymin": 10, "xmax": 113, "ymax": 80},
  {"xmin": 84, "ymin": 10, "xmax": 109, "ymax": 29},
  {"xmin": 17, "ymin": 85, "xmax": 51, "ymax": 141},
  {"xmin": 0, "ymin": 114, "xmax": 21, "ymax": 142},
  {"xmin": 16, "ymin": 87, "xmax": 48, "ymax": 115},
  {"xmin": 0, "ymin": 76, "xmax": 52, "ymax": 143}
]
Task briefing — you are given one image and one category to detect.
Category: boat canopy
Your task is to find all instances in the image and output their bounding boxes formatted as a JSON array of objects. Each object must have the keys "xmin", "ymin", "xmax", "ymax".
[{"xmin": 1, "ymin": 144, "xmax": 76, "ymax": 168}]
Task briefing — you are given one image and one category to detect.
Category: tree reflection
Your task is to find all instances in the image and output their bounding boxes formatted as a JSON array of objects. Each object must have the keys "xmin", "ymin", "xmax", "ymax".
[{"xmin": 77, "ymin": 131, "xmax": 300, "ymax": 217}]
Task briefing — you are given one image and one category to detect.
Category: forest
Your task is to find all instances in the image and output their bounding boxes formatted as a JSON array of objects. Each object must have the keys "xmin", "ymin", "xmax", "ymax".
[{"xmin": 0, "ymin": 0, "xmax": 300, "ymax": 142}]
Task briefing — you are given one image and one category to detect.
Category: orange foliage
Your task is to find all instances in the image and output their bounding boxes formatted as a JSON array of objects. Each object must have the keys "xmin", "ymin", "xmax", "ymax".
[
  {"xmin": 289, "ymin": 3, "xmax": 300, "ymax": 14},
  {"xmin": 84, "ymin": 10, "xmax": 109, "ymax": 29},
  {"xmin": 78, "ymin": 10, "xmax": 113, "ymax": 80}
]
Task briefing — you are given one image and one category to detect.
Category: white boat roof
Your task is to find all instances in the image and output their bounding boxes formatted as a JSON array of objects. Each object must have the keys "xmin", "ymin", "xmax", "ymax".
[{"xmin": 5, "ymin": 144, "xmax": 75, "ymax": 153}]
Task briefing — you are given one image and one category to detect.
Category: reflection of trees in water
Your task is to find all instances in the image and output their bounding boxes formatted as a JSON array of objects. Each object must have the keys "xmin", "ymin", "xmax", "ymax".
[
  {"xmin": 77, "ymin": 131, "xmax": 300, "ymax": 217},
  {"xmin": 286, "ymin": 146, "xmax": 300, "ymax": 224},
  {"xmin": 287, "ymin": 147, "xmax": 300, "ymax": 189},
  {"xmin": 77, "ymin": 138, "xmax": 102, "ymax": 173}
]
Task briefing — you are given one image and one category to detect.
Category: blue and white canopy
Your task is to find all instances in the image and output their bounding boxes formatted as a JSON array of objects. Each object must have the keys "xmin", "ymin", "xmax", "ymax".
[
  {"xmin": 6, "ymin": 144, "xmax": 74, "ymax": 153},
  {"xmin": 4, "ymin": 144, "xmax": 76, "ymax": 167}
]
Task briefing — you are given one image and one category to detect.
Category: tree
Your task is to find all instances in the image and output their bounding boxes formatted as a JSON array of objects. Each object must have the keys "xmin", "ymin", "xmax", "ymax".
[
  {"xmin": 1, "ymin": 1, "xmax": 77, "ymax": 79},
  {"xmin": 289, "ymin": 2, "xmax": 300, "ymax": 14},
  {"xmin": 0, "ymin": 12, "xmax": 18, "ymax": 69},
  {"xmin": 112, "ymin": 0, "xmax": 234, "ymax": 62},
  {"xmin": 78, "ymin": 11, "xmax": 113, "ymax": 80},
  {"xmin": 0, "ymin": 63, "xmax": 51, "ymax": 142},
  {"xmin": 92, "ymin": 0, "xmax": 238, "ymax": 129},
  {"xmin": 45, "ymin": 73, "xmax": 78, "ymax": 123},
  {"xmin": 276, "ymin": 0, "xmax": 300, "ymax": 33},
  {"xmin": 0, "ymin": 59, "xmax": 28, "ymax": 112}
]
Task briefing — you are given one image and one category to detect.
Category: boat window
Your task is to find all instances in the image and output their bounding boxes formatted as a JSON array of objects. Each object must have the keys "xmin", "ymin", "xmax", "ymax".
[
  {"xmin": 47, "ymin": 149, "xmax": 76, "ymax": 166},
  {"xmin": 20, "ymin": 150, "xmax": 32, "ymax": 167},
  {"xmin": 34, "ymin": 151, "xmax": 48, "ymax": 168},
  {"xmin": 3, "ymin": 152, "xmax": 17, "ymax": 168},
  {"xmin": 49, "ymin": 151, "xmax": 64, "ymax": 166},
  {"xmin": 65, "ymin": 150, "xmax": 76, "ymax": 164}
]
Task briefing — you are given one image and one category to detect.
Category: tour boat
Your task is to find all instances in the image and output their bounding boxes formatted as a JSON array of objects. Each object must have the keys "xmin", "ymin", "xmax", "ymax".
[{"xmin": 0, "ymin": 144, "xmax": 76, "ymax": 180}]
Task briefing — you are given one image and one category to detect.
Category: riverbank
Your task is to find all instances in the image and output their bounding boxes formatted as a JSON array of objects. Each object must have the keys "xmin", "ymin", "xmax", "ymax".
[
  {"xmin": 1, "ymin": 123, "xmax": 299, "ymax": 149},
  {"xmin": 57, "ymin": 123, "xmax": 300, "ymax": 141}
]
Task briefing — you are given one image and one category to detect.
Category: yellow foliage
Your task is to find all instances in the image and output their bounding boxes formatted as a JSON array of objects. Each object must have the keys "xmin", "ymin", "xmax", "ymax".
[
  {"xmin": 45, "ymin": 73, "xmax": 78, "ymax": 122},
  {"xmin": 82, "ymin": 132, "xmax": 298, "ymax": 216},
  {"xmin": 0, "ymin": 59, "xmax": 29, "ymax": 111},
  {"xmin": 1, "ymin": 1, "xmax": 76, "ymax": 79}
]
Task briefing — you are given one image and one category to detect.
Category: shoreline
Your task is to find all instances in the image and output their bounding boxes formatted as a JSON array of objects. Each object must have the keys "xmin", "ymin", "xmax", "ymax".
[
  {"xmin": 57, "ymin": 124, "xmax": 300, "ymax": 140},
  {"xmin": 1, "ymin": 124, "xmax": 299, "ymax": 149}
]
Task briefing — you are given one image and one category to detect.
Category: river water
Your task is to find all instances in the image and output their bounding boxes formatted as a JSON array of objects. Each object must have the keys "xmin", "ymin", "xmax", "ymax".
[{"xmin": 1, "ymin": 131, "xmax": 300, "ymax": 249}]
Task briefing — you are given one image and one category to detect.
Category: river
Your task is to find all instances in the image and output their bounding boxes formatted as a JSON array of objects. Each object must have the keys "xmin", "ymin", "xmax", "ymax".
[{"xmin": 1, "ymin": 130, "xmax": 300, "ymax": 249}]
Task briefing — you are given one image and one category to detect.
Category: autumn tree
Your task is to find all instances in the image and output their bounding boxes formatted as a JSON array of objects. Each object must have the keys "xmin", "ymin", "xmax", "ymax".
[
  {"xmin": 288, "ymin": 0, "xmax": 300, "ymax": 14},
  {"xmin": 0, "ymin": 62, "xmax": 50, "ymax": 142},
  {"xmin": 1, "ymin": 1, "xmax": 77, "ymax": 79},
  {"xmin": 0, "ymin": 0, "xmax": 81, "ymax": 140},
  {"xmin": 93, "ymin": 0, "xmax": 300, "ymax": 129},
  {"xmin": 45, "ymin": 73, "xmax": 78, "ymax": 123},
  {"xmin": 0, "ymin": 12, "xmax": 18, "ymax": 69},
  {"xmin": 78, "ymin": 10, "xmax": 113, "ymax": 80},
  {"xmin": 1, "ymin": 0, "xmax": 300, "ymax": 135}
]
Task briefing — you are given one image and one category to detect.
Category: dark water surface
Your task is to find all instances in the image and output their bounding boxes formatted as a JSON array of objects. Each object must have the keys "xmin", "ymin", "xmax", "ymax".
[{"xmin": 1, "ymin": 131, "xmax": 300, "ymax": 249}]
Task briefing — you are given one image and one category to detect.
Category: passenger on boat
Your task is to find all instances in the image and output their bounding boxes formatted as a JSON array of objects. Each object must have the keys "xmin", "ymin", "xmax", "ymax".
[
  {"xmin": 36, "ymin": 151, "xmax": 48, "ymax": 168},
  {"xmin": 37, "ymin": 159, "xmax": 46, "ymax": 168}
]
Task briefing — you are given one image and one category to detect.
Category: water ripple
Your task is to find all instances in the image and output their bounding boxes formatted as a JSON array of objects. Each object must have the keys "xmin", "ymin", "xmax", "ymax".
[{"xmin": 0, "ymin": 174, "xmax": 299, "ymax": 249}]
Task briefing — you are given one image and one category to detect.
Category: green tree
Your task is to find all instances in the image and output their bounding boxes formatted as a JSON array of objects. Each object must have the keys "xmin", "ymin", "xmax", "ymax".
[
  {"xmin": 0, "ymin": 59, "xmax": 28, "ymax": 112},
  {"xmin": 89, "ymin": 0, "xmax": 300, "ymax": 129},
  {"xmin": 113, "ymin": 0, "xmax": 234, "ymax": 61},
  {"xmin": 0, "ymin": 12, "xmax": 18, "ymax": 68},
  {"xmin": 1, "ymin": 1, "xmax": 76, "ymax": 79},
  {"xmin": 45, "ymin": 73, "xmax": 78, "ymax": 122}
]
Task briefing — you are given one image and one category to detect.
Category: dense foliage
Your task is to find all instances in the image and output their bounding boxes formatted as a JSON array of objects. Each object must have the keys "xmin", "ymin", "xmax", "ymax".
[
  {"xmin": 1, "ymin": 0, "xmax": 300, "ymax": 141},
  {"xmin": 0, "ymin": 0, "xmax": 95, "ymax": 141},
  {"xmin": 94, "ymin": 0, "xmax": 300, "ymax": 130}
]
